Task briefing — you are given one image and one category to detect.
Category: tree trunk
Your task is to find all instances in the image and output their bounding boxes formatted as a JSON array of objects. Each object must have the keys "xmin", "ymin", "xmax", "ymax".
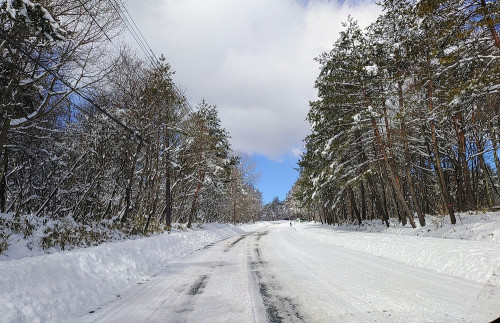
[
  {"xmin": 426, "ymin": 54, "xmax": 456, "ymax": 224},
  {"xmin": 232, "ymin": 171, "xmax": 237, "ymax": 224},
  {"xmin": 481, "ymin": 0, "xmax": 500, "ymax": 52},
  {"xmin": 368, "ymin": 175, "xmax": 389, "ymax": 227},
  {"xmin": 491, "ymin": 127, "xmax": 500, "ymax": 184},
  {"xmin": 382, "ymin": 100, "xmax": 408, "ymax": 226},
  {"xmin": 144, "ymin": 176, "xmax": 160, "ymax": 234},
  {"xmin": 489, "ymin": 95, "xmax": 500, "ymax": 195},
  {"xmin": 370, "ymin": 116, "xmax": 416, "ymax": 228},
  {"xmin": 121, "ymin": 141, "xmax": 142, "ymax": 224},
  {"xmin": 454, "ymin": 163, "xmax": 464, "ymax": 212},
  {"xmin": 453, "ymin": 112, "xmax": 473, "ymax": 209},
  {"xmin": 398, "ymin": 80, "xmax": 425, "ymax": 226},
  {"xmin": 382, "ymin": 100, "xmax": 396, "ymax": 170},
  {"xmin": 0, "ymin": 117, "xmax": 10, "ymax": 155},
  {"xmin": 188, "ymin": 170, "xmax": 205, "ymax": 229},
  {"xmin": 355, "ymin": 132, "xmax": 387, "ymax": 226},
  {"xmin": 382, "ymin": 100, "xmax": 407, "ymax": 225},
  {"xmin": 102, "ymin": 184, "xmax": 118, "ymax": 220},
  {"xmin": 402, "ymin": 122, "xmax": 425, "ymax": 226},
  {"xmin": 476, "ymin": 137, "xmax": 493, "ymax": 209},
  {"xmin": 347, "ymin": 185, "xmax": 362, "ymax": 225},
  {"xmin": 163, "ymin": 153, "xmax": 172, "ymax": 230},
  {"xmin": 360, "ymin": 182, "xmax": 367, "ymax": 220},
  {"xmin": 369, "ymin": 189, "xmax": 375, "ymax": 220},
  {"xmin": 144, "ymin": 141, "xmax": 161, "ymax": 233},
  {"xmin": 0, "ymin": 148, "xmax": 7, "ymax": 212}
]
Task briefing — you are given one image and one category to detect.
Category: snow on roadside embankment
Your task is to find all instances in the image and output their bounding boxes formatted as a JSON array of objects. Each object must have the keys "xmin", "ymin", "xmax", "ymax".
[
  {"xmin": 294, "ymin": 212, "xmax": 500, "ymax": 287},
  {"xmin": 0, "ymin": 222, "xmax": 268, "ymax": 322},
  {"xmin": 330, "ymin": 211, "xmax": 500, "ymax": 243}
]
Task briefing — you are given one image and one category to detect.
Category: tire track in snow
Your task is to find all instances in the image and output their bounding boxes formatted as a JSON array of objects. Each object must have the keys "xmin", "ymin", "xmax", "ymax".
[
  {"xmin": 189, "ymin": 274, "xmax": 209, "ymax": 295},
  {"xmin": 224, "ymin": 233, "xmax": 250, "ymax": 252},
  {"xmin": 249, "ymin": 230, "xmax": 304, "ymax": 322}
]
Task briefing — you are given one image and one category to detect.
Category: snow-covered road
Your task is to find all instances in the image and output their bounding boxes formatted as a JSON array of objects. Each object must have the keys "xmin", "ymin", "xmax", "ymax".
[{"xmin": 82, "ymin": 223, "xmax": 499, "ymax": 322}]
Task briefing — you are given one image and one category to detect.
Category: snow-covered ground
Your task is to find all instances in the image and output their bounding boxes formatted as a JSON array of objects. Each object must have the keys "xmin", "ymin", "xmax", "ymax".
[
  {"xmin": 293, "ymin": 223, "xmax": 499, "ymax": 287},
  {"xmin": 0, "ymin": 222, "xmax": 269, "ymax": 322},
  {"xmin": 0, "ymin": 212, "xmax": 499, "ymax": 322},
  {"xmin": 330, "ymin": 211, "xmax": 500, "ymax": 243},
  {"xmin": 294, "ymin": 211, "xmax": 500, "ymax": 286},
  {"xmin": 85, "ymin": 219, "xmax": 499, "ymax": 322}
]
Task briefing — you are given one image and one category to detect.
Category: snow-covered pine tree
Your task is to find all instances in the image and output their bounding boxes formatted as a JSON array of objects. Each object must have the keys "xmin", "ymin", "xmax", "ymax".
[{"xmin": 184, "ymin": 100, "xmax": 232, "ymax": 228}]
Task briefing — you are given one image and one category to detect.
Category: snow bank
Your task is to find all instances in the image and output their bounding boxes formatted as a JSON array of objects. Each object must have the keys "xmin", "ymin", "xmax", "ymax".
[
  {"xmin": 333, "ymin": 211, "xmax": 500, "ymax": 243},
  {"xmin": 295, "ymin": 212, "xmax": 500, "ymax": 287},
  {"xmin": 0, "ymin": 222, "xmax": 266, "ymax": 322}
]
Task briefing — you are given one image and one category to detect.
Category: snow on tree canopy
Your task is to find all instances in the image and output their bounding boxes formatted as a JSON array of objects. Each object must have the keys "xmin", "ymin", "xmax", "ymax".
[
  {"xmin": 444, "ymin": 45, "xmax": 458, "ymax": 56},
  {"xmin": 363, "ymin": 64, "xmax": 378, "ymax": 76},
  {"xmin": 0, "ymin": 0, "xmax": 65, "ymax": 41}
]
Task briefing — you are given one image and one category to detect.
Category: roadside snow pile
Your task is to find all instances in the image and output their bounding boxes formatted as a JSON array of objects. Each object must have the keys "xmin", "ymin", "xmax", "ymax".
[
  {"xmin": 295, "ymin": 212, "xmax": 500, "ymax": 287},
  {"xmin": 333, "ymin": 211, "xmax": 500, "ymax": 243},
  {"xmin": 0, "ymin": 213, "xmax": 141, "ymax": 261},
  {"xmin": 0, "ymin": 212, "xmax": 270, "ymax": 261},
  {"xmin": 0, "ymin": 222, "xmax": 267, "ymax": 322}
]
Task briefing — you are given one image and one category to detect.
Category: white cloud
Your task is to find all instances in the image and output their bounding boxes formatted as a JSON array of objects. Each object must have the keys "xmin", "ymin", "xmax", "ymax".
[
  {"xmin": 126, "ymin": 0, "xmax": 381, "ymax": 158},
  {"xmin": 291, "ymin": 147, "xmax": 303, "ymax": 158}
]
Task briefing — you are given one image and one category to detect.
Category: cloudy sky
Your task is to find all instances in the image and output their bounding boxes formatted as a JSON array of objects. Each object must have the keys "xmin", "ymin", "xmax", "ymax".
[{"xmin": 126, "ymin": 0, "xmax": 381, "ymax": 202}]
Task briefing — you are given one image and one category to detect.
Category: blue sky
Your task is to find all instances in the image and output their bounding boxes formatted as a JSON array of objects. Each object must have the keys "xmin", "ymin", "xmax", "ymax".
[{"xmin": 254, "ymin": 154, "xmax": 301, "ymax": 204}]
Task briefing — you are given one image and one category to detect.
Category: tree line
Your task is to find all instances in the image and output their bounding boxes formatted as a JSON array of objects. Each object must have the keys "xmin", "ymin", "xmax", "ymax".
[
  {"xmin": 293, "ymin": 0, "xmax": 500, "ymax": 227},
  {"xmin": 0, "ymin": 0, "xmax": 262, "ymax": 253}
]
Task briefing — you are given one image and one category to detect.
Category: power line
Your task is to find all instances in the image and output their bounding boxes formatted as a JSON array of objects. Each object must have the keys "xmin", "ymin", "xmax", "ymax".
[
  {"xmin": 108, "ymin": 0, "xmax": 193, "ymax": 112},
  {"xmin": 74, "ymin": 0, "xmax": 156, "ymax": 90},
  {"xmin": 1, "ymin": 1, "xmax": 198, "ymax": 146},
  {"xmin": 116, "ymin": 0, "xmax": 159, "ymax": 63},
  {"xmin": 75, "ymin": 0, "xmax": 122, "ymax": 54},
  {"xmin": 0, "ymin": 55, "xmax": 116, "ymax": 133},
  {"xmin": 108, "ymin": 0, "xmax": 159, "ymax": 69},
  {"xmin": 0, "ymin": 29, "xmax": 147, "ymax": 144}
]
